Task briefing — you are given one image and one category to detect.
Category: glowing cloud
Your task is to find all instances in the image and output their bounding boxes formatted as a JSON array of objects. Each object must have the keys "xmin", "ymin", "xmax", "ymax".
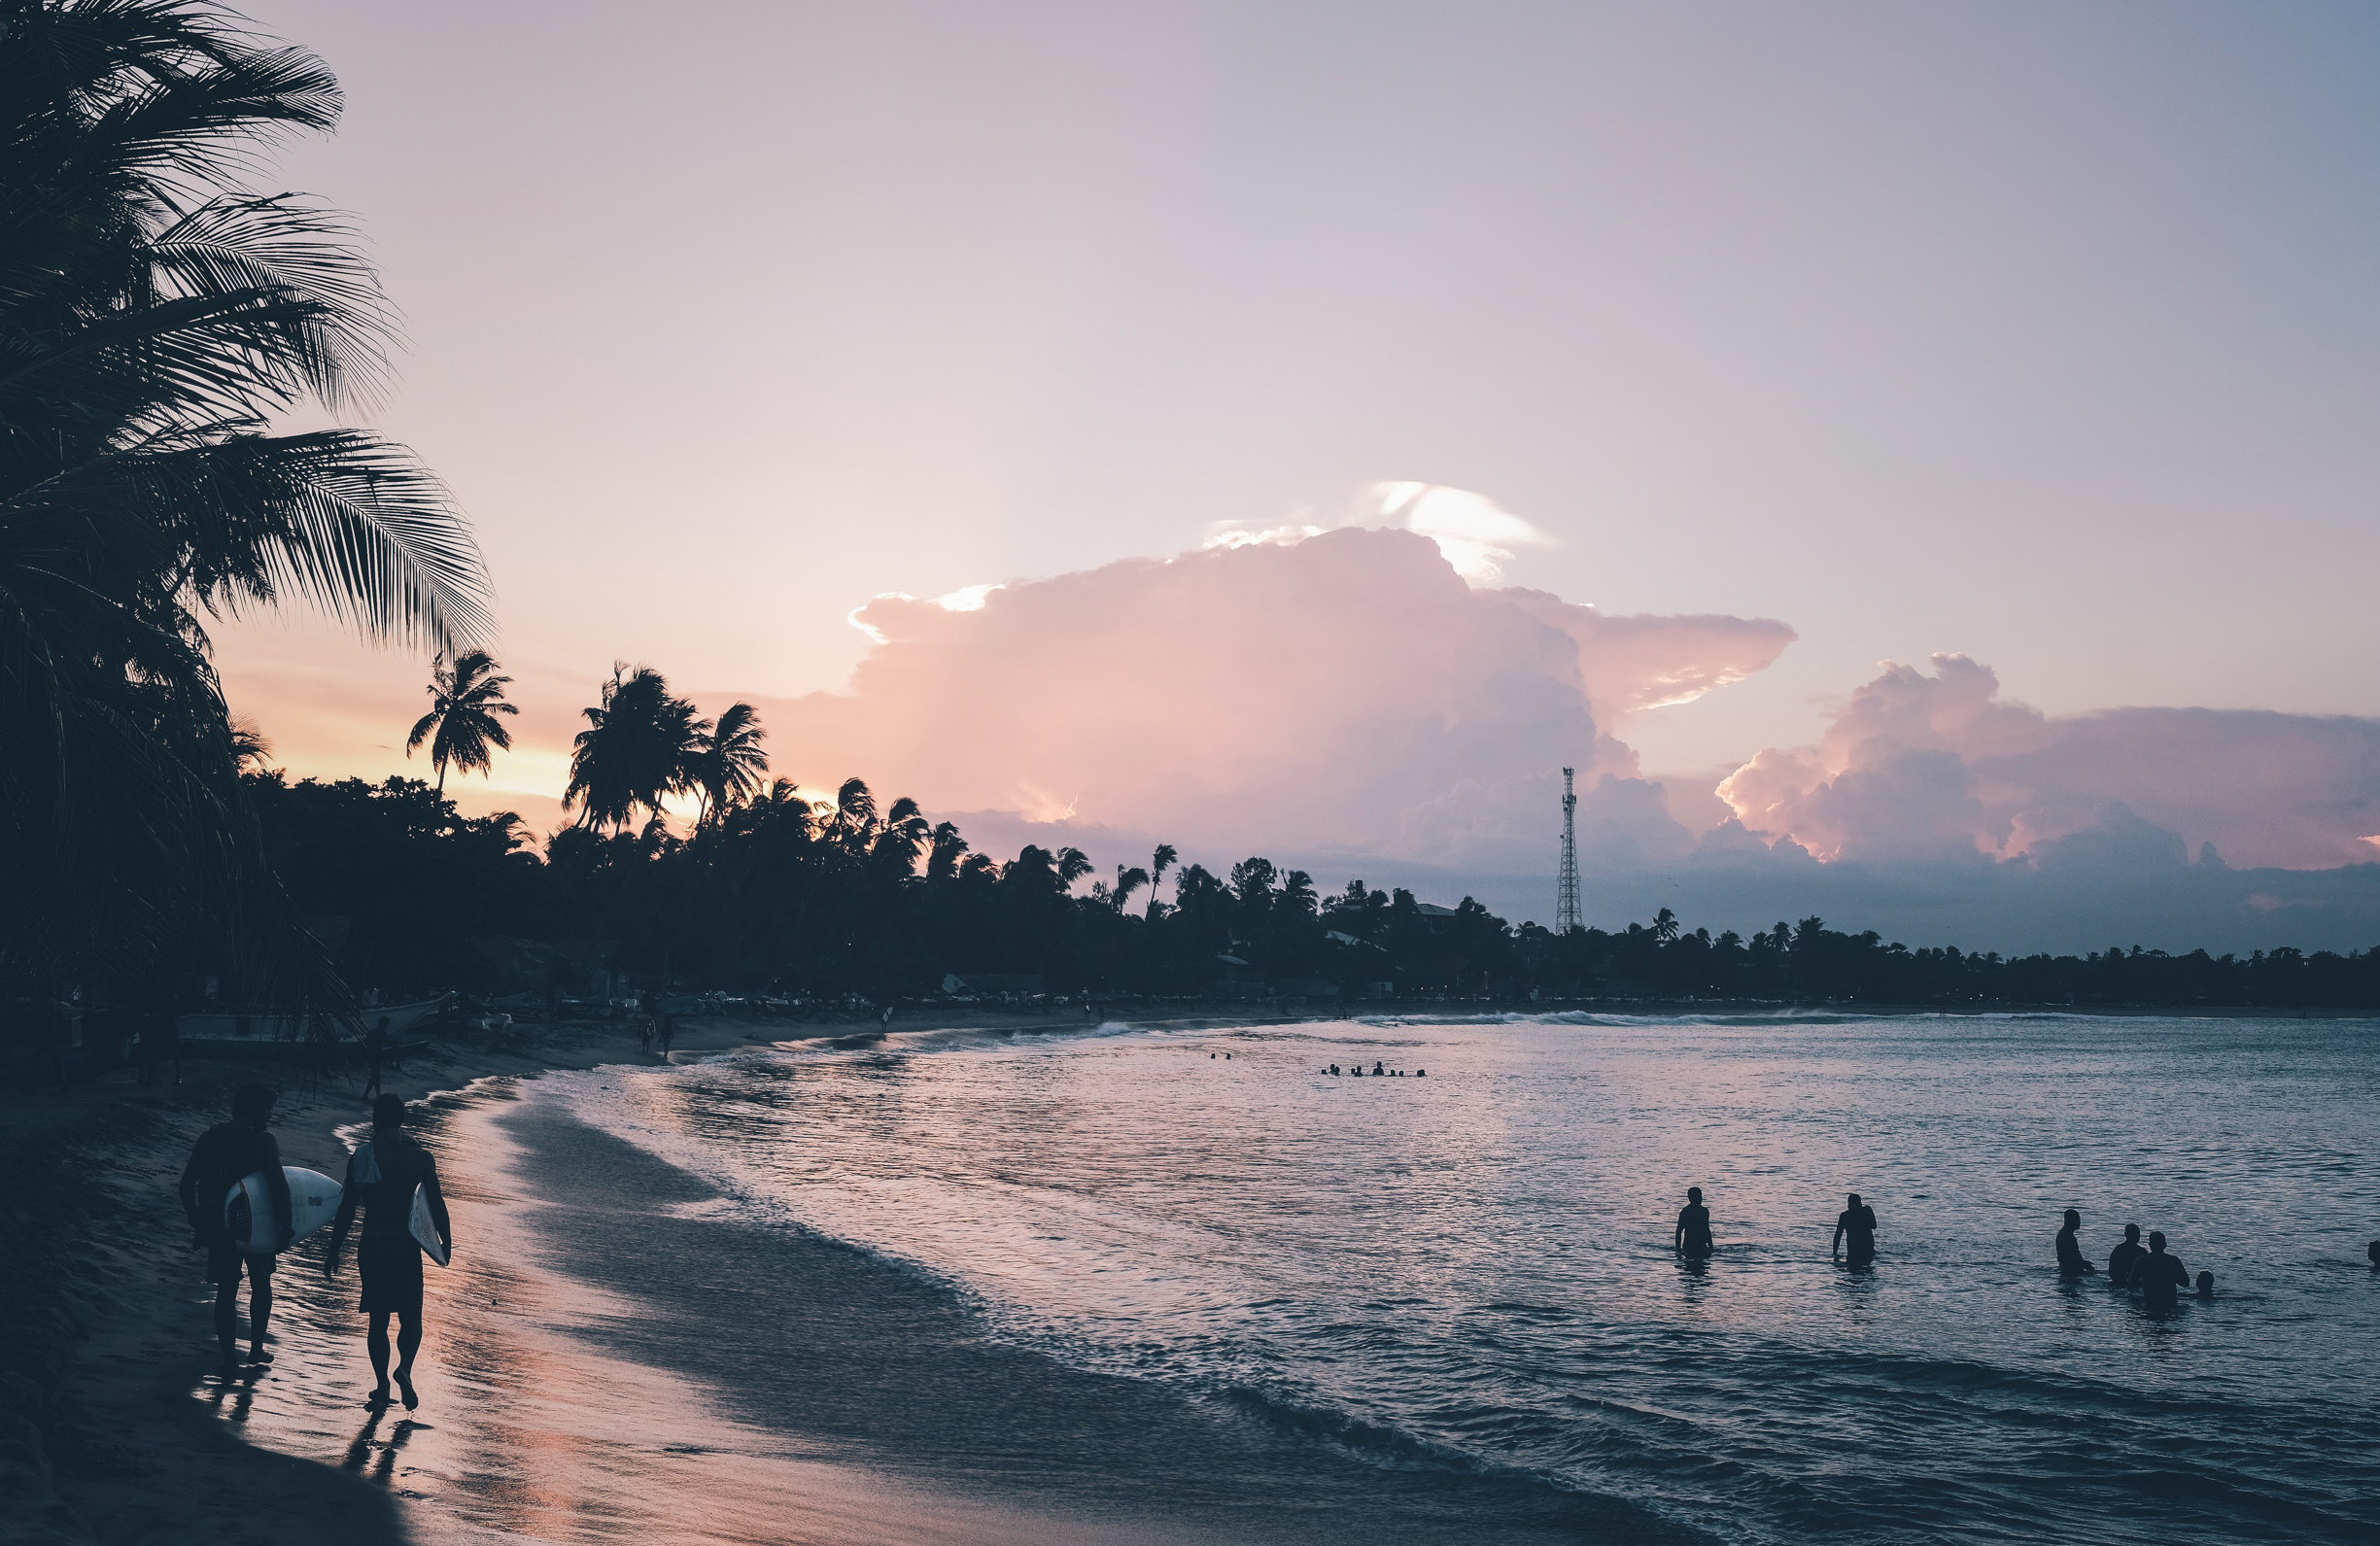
[
  {"xmin": 768, "ymin": 525, "xmax": 1789, "ymax": 866},
  {"xmin": 1718, "ymin": 654, "xmax": 2380, "ymax": 869}
]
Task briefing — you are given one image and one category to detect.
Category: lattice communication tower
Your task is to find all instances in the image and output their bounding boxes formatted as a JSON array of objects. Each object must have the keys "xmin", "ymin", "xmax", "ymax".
[{"xmin": 1556, "ymin": 766, "xmax": 1581, "ymax": 934}]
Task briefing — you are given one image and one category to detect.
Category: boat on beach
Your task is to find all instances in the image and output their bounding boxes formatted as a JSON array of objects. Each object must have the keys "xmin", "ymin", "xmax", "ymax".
[{"xmin": 174, "ymin": 995, "xmax": 452, "ymax": 1058}]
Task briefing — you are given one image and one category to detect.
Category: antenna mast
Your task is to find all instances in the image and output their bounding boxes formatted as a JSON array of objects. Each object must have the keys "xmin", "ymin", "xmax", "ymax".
[{"xmin": 1556, "ymin": 767, "xmax": 1581, "ymax": 934}]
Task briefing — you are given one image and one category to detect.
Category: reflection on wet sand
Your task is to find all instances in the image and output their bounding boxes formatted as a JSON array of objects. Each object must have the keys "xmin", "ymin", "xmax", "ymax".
[{"xmin": 197, "ymin": 1081, "xmax": 1190, "ymax": 1546}]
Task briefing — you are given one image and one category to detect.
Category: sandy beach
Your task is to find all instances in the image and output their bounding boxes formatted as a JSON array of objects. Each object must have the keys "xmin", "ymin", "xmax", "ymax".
[{"xmin": 0, "ymin": 1012, "xmax": 1150, "ymax": 1546}]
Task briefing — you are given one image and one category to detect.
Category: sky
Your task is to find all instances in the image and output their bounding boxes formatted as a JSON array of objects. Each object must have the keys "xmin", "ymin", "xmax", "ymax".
[{"xmin": 213, "ymin": 1, "xmax": 2380, "ymax": 949}]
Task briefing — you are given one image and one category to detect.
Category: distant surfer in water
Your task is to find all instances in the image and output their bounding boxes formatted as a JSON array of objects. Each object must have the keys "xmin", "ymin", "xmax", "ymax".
[
  {"xmin": 1674, "ymin": 1186, "xmax": 1714, "ymax": 1257},
  {"xmin": 326, "ymin": 1094, "xmax": 452, "ymax": 1411},
  {"xmin": 2056, "ymin": 1210, "xmax": 2094, "ymax": 1275},
  {"xmin": 1832, "ymin": 1193, "xmax": 1878, "ymax": 1265},
  {"xmin": 179, "ymin": 1083, "xmax": 293, "ymax": 1379}
]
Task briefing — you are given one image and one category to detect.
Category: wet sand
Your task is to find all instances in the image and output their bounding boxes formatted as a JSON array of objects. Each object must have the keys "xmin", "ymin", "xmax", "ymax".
[{"xmin": 0, "ymin": 1012, "xmax": 1157, "ymax": 1546}]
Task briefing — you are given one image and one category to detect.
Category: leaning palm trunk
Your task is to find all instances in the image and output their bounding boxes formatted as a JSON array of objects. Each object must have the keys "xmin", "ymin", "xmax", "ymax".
[{"xmin": 0, "ymin": 0, "xmax": 490, "ymax": 1015}]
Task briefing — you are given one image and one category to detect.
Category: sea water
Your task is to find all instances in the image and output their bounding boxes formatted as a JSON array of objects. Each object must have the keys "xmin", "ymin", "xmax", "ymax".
[{"xmin": 507, "ymin": 1013, "xmax": 2379, "ymax": 1543}]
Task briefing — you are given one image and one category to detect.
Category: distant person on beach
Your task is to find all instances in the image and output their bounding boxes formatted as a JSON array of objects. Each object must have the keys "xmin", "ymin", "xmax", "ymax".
[
  {"xmin": 660, "ymin": 1015, "xmax": 677, "ymax": 1055},
  {"xmin": 2109, "ymin": 1224, "xmax": 2146, "ymax": 1285},
  {"xmin": 326, "ymin": 1095, "xmax": 452, "ymax": 1412},
  {"xmin": 2133, "ymin": 1232, "xmax": 2190, "ymax": 1310},
  {"xmin": 362, "ymin": 1016, "xmax": 391, "ymax": 1101},
  {"xmin": 179, "ymin": 1083, "xmax": 292, "ymax": 1379},
  {"xmin": 1675, "ymin": 1187, "xmax": 1714, "ymax": 1257},
  {"xmin": 1832, "ymin": 1193, "xmax": 1878, "ymax": 1265},
  {"xmin": 2056, "ymin": 1210, "xmax": 2094, "ymax": 1275}
]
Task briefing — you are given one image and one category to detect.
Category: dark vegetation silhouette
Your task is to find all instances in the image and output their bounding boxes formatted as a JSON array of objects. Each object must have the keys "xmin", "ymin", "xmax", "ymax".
[
  {"xmin": 406, "ymin": 650, "xmax": 515, "ymax": 795},
  {"xmin": 224, "ymin": 740, "xmax": 2380, "ymax": 1009},
  {"xmin": 0, "ymin": 0, "xmax": 486, "ymax": 1018}
]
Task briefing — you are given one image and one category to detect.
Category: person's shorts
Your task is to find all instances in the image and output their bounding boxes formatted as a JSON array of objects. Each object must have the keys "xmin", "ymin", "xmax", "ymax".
[
  {"xmin": 205, "ymin": 1243, "xmax": 274, "ymax": 1287},
  {"xmin": 357, "ymin": 1233, "xmax": 424, "ymax": 1315}
]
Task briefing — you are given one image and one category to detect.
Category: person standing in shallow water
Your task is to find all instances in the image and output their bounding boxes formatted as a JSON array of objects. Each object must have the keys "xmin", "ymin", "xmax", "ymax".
[
  {"xmin": 2133, "ymin": 1231, "xmax": 2190, "ymax": 1310},
  {"xmin": 2056, "ymin": 1210, "xmax": 2095, "ymax": 1275},
  {"xmin": 1832, "ymin": 1193, "xmax": 1878, "ymax": 1265},
  {"xmin": 2109, "ymin": 1223, "xmax": 2146, "ymax": 1286},
  {"xmin": 178, "ymin": 1083, "xmax": 292, "ymax": 1378},
  {"xmin": 1674, "ymin": 1187, "xmax": 1714, "ymax": 1257},
  {"xmin": 326, "ymin": 1094, "xmax": 451, "ymax": 1411}
]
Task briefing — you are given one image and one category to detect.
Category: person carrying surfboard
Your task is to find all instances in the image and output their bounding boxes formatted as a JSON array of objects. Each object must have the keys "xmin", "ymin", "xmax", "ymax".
[
  {"xmin": 178, "ymin": 1083, "xmax": 293, "ymax": 1379},
  {"xmin": 324, "ymin": 1093, "xmax": 452, "ymax": 1411}
]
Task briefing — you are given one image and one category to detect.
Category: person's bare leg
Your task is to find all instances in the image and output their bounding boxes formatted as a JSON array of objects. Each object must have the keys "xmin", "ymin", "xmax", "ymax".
[
  {"xmin": 394, "ymin": 1309, "xmax": 423, "ymax": 1409},
  {"xmin": 365, "ymin": 1310, "xmax": 393, "ymax": 1406},
  {"xmin": 213, "ymin": 1275, "xmax": 240, "ymax": 1376},
  {"xmin": 247, "ymin": 1264, "xmax": 275, "ymax": 1364}
]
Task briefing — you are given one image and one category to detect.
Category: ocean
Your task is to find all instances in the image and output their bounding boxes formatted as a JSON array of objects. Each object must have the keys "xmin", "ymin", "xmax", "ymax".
[{"xmin": 225, "ymin": 1013, "xmax": 2380, "ymax": 1543}]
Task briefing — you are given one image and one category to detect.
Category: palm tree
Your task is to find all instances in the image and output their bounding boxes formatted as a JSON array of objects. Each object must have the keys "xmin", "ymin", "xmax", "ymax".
[
  {"xmin": 1147, "ymin": 843, "xmax": 1177, "ymax": 919},
  {"xmin": 1, "ymin": 1, "xmax": 488, "ymax": 1002},
  {"xmin": 688, "ymin": 702, "xmax": 767, "ymax": 827},
  {"xmin": 564, "ymin": 665, "xmax": 701, "ymax": 834},
  {"xmin": 406, "ymin": 650, "xmax": 515, "ymax": 796},
  {"xmin": 1103, "ymin": 865, "xmax": 1149, "ymax": 912}
]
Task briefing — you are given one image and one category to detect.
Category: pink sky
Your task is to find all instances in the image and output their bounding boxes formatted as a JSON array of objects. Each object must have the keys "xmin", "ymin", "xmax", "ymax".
[{"xmin": 206, "ymin": 1, "xmax": 2380, "ymax": 931}]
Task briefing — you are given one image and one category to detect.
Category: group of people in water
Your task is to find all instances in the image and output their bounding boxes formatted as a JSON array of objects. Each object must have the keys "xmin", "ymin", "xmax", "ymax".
[
  {"xmin": 1324, "ymin": 1061, "xmax": 1424, "ymax": 1076},
  {"xmin": 1672, "ymin": 1186, "xmax": 2257, "ymax": 1306},
  {"xmin": 1673, "ymin": 1186, "xmax": 1880, "ymax": 1264},
  {"xmin": 178, "ymin": 1083, "xmax": 451, "ymax": 1409}
]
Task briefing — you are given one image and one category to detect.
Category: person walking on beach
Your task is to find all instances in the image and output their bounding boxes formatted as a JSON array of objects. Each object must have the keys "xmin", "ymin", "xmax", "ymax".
[
  {"xmin": 659, "ymin": 1015, "xmax": 676, "ymax": 1056},
  {"xmin": 2132, "ymin": 1231, "xmax": 2190, "ymax": 1310},
  {"xmin": 179, "ymin": 1083, "xmax": 292, "ymax": 1379},
  {"xmin": 1675, "ymin": 1187, "xmax": 1715, "ymax": 1257},
  {"xmin": 2109, "ymin": 1223, "xmax": 2147, "ymax": 1285},
  {"xmin": 362, "ymin": 1016, "xmax": 391, "ymax": 1101},
  {"xmin": 2056, "ymin": 1210, "xmax": 2094, "ymax": 1275},
  {"xmin": 1832, "ymin": 1193, "xmax": 1878, "ymax": 1265},
  {"xmin": 325, "ymin": 1094, "xmax": 452, "ymax": 1412}
]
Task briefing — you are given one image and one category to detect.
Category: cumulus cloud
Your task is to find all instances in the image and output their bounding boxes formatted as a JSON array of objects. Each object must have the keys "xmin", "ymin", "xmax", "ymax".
[
  {"xmin": 1718, "ymin": 654, "xmax": 2380, "ymax": 870},
  {"xmin": 763, "ymin": 523, "xmax": 1793, "ymax": 868}
]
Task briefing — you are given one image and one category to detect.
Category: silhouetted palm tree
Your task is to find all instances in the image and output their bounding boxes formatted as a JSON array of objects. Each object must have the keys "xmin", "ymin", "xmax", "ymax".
[
  {"xmin": 690, "ymin": 702, "xmax": 768, "ymax": 828},
  {"xmin": 406, "ymin": 650, "xmax": 515, "ymax": 796},
  {"xmin": 1, "ymin": 1, "xmax": 487, "ymax": 999},
  {"xmin": 565, "ymin": 665, "xmax": 701, "ymax": 834},
  {"xmin": 1147, "ymin": 843, "xmax": 1178, "ymax": 920}
]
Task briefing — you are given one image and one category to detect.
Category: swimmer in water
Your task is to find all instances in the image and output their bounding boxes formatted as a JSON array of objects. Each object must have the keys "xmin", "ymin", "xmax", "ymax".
[
  {"xmin": 1674, "ymin": 1186, "xmax": 1714, "ymax": 1257},
  {"xmin": 2056, "ymin": 1209, "xmax": 2094, "ymax": 1275},
  {"xmin": 1832, "ymin": 1193, "xmax": 1878, "ymax": 1266},
  {"xmin": 2109, "ymin": 1223, "xmax": 2146, "ymax": 1286},
  {"xmin": 2133, "ymin": 1231, "xmax": 2190, "ymax": 1310},
  {"xmin": 1372, "ymin": 1060, "xmax": 1385, "ymax": 1076},
  {"xmin": 2367, "ymin": 1241, "xmax": 2379, "ymax": 1270},
  {"xmin": 2195, "ymin": 1270, "xmax": 2215, "ymax": 1299}
]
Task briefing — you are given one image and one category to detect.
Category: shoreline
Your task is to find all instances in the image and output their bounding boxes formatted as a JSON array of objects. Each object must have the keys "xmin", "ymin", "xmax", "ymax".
[
  {"xmin": 7, "ymin": 1003, "xmax": 2370, "ymax": 1544},
  {"xmin": 0, "ymin": 1011, "xmax": 930, "ymax": 1546}
]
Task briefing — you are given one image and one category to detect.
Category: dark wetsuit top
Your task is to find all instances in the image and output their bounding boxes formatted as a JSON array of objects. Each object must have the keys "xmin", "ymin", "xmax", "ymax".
[
  {"xmin": 339, "ymin": 1133, "xmax": 450, "ymax": 1314},
  {"xmin": 2135, "ymin": 1251, "xmax": 2189, "ymax": 1309},
  {"xmin": 2056, "ymin": 1225, "xmax": 2091, "ymax": 1274},
  {"xmin": 2109, "ymin": 1240, "xmax": 2146, "ymax": 1285},
  {"xmin": 1837, "ymin": 1206, "xmax": 1878, "ymax": 1261},
  {"xmin": 1676, "ymin": 1204, "xmax": 1713, "ymax": 1254},
  {"xmin": 180, "ymin": 1123, "xmax": 286, "ymax": 1251}
]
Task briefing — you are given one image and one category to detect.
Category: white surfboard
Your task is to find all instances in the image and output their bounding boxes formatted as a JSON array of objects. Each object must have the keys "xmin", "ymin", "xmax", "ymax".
[
  {"xmin": 409, "ymin": 1183, "xmax": 450, "ymax": 1267},
  {"xmin": 222, "ymin": 1166, "xmax": 341, "ymax": 1256}
]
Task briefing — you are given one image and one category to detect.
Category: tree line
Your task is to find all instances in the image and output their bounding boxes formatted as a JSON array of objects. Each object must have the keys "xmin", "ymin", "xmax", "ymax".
[{"xmin": 248, "ymin": 754, "xmax": 2380, "ymax": 1011}]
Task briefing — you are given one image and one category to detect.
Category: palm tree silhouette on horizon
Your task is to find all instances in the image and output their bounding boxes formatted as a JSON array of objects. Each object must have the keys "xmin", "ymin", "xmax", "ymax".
[
  {"xmin": 565, "ymin": 664, "xmax": 703, "ymax": 834},
  {"xmin": 690, "ymin": 701, "xmax": 768, "ymax": 828},
  {"xmin": 407, "ymin": 649, "xmax": 517, "ymax": 796}
]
